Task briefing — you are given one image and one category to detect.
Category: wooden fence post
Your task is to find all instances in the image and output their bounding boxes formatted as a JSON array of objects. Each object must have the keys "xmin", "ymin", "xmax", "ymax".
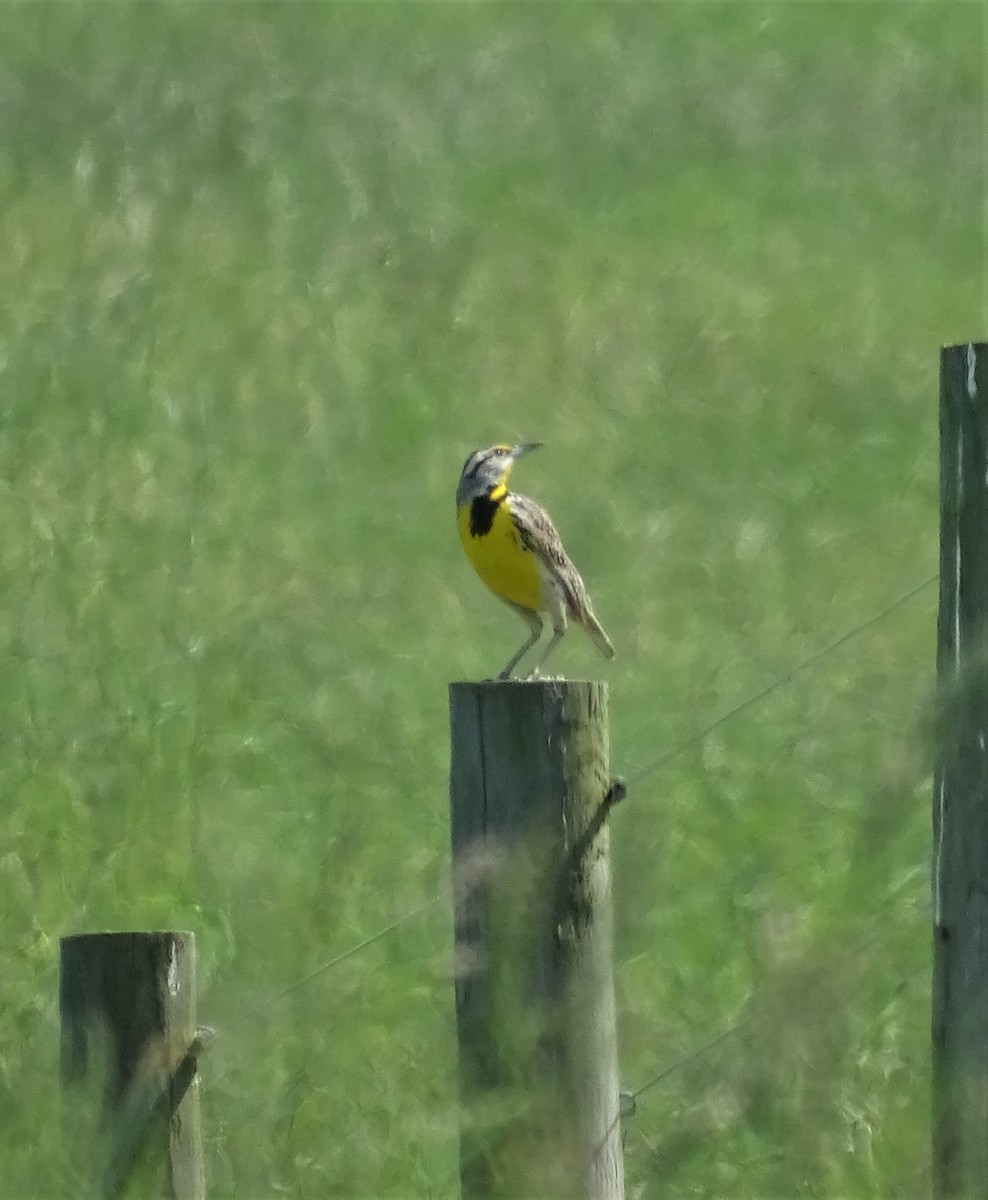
[
  {"xmin": 933, "ymin": 341, "xmax": 988, "ymax": 1199},
  {"xmin": 449, "ymin": 680, "xmax": 624, "ymax": 1200},
  {"xmin": 60, "ymin": 931, "xmax": 206, "ymax": 1200}
]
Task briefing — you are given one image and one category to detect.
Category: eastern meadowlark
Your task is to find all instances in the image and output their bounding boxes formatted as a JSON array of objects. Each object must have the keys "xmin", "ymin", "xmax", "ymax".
[{"xmin": 456, "ymin": 442, "xmax": 615, "ymax": 679}]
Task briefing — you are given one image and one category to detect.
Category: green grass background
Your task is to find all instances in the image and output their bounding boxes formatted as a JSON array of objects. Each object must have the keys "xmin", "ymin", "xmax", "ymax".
[{"xmin": 0, "ymin": 3, "xmax": 983, "ymax": 1196}]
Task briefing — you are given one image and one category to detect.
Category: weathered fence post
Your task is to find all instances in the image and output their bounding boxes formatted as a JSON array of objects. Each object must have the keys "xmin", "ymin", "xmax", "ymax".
[
  {"xmin": 933, "ymin": 341, "xmax": 988, "ymax": 1199},
  {"xmin": 60, "ymin": 931, "xmax": 205, "ymax": 1200},
  {"xmin": 449, "ymin": 679, "xmax": 624, "ymax": 1200}
]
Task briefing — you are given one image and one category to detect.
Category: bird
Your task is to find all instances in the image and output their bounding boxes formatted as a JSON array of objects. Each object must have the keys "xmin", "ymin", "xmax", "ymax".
[{"xmin": 456, "ymin": 442, "xmax": 615, "ymax": 679}]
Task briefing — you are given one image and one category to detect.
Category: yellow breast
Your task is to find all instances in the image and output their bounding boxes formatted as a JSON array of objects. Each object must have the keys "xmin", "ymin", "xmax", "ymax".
[{"xmin": 457, "ymin": 494, "xmax": 544, "ymax": 613}]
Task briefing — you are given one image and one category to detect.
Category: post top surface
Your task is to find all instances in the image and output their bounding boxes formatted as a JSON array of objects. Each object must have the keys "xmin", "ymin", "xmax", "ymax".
[{"xmin": 449, "ymin": 678, "xmax": 605, "ymax": 688}]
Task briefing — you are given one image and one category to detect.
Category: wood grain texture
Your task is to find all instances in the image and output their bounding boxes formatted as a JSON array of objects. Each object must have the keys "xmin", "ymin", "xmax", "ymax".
[
  {"xmin": 933, "ymin": 342, "xmax": 988, "ymax": 1200},
  {"xmin": 60, "ymin": 931, "xmax": 204, "ymax": 1200},
  {"xmin": 450, "ymin": 680, "xmax": 624, "ymax": 1200}
]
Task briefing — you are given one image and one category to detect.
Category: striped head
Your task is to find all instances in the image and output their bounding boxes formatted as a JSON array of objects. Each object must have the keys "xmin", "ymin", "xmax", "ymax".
[{"xmin": 456, "ymin": 442, "xmax": 542, "ymax": 508}]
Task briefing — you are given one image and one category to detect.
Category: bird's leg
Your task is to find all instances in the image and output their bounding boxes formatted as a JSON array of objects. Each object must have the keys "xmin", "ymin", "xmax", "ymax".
[
  {"xmin": 498, "ymin": 608, "xmax": 543, "ymax": 680},
  {"xmin": 528, "ymin": 613, "xmax": 567, "ymax": 679}
]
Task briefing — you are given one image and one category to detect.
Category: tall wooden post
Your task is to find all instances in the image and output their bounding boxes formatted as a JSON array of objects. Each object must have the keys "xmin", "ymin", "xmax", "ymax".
[
  {"xmin": 449, "ymin": 680, "xmax": 624, "ymax": 1200},
  {"xmin": 933, "ymin": 342, "xmax": 988, "ymax": 1199},
  {"xmin": 60, "ymin": 931, "xmax": 205, "ymax": 1200}
]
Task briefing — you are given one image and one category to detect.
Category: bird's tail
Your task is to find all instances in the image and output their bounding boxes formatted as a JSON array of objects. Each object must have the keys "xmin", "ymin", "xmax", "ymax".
[{"xmin": 581, "ymin": 609, "xmax": 615, "ymax": 660}]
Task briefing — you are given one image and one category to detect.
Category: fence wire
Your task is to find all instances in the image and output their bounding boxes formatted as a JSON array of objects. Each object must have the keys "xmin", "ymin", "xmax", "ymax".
[
  {"xmin": 236, "ymin": 570, "xmax": 935, "ymax": 1016},
  {"xmin": 622, "ymin": 572, "xmax": 936, "ymax": 788}
]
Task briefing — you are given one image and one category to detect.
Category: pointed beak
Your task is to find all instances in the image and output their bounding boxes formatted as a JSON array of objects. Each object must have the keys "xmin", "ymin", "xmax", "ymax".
[{"xmin": 511, "ymin": 442, "xmax": 543, "ymax": 460}]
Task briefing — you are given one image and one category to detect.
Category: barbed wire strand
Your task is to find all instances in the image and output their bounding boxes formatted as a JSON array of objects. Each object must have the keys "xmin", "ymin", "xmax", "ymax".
[
  {"xmin": 227, "ymin": 576, "xmax": 936, "ymax": 1019},
  {"xmin": 623, "ymin": 572, "xmax": 936, "ymax": 787},
  {"xmin": 628, "ymin": 1017, "xmax": 748, "ymax": 1106},
  {"xmin": 593, "ymin": 1019, "xmax": 748, "ymax": 1161},
  {"xmin": 205, "ymin": 561, "xmax": 933, "ymax": 1184},
  {"xmin": 612, "ymin": 876, "xmax": 925, "ymax": 1160},
  {"xmin": 243, "ymin": 894, "xmax": 443, "ymax": 1019}
]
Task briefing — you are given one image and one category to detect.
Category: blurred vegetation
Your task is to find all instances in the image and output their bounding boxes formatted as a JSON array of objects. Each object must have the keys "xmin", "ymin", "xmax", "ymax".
[{"xmin": 0, "ymin": 3, "xmax": 981, "ymax": 1196}]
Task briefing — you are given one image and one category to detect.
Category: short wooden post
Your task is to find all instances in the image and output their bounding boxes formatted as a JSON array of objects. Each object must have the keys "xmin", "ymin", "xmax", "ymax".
[
  {"xmin": 60, "ymin": 931, "xmax": 205, "ymax": 1200},
  {"xmin": 449, "ymin": 680, "xmax": 624, "ymax": 1200},
  {"xmin": 933, "ymin": 342, "xmax": 988, "ymax": 1199}
]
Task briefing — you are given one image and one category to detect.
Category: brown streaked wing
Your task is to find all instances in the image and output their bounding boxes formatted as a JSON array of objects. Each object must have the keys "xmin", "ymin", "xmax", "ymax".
[{"xmin": 508, "ymin": 493, "xmax": 590, "ymax": 616}]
